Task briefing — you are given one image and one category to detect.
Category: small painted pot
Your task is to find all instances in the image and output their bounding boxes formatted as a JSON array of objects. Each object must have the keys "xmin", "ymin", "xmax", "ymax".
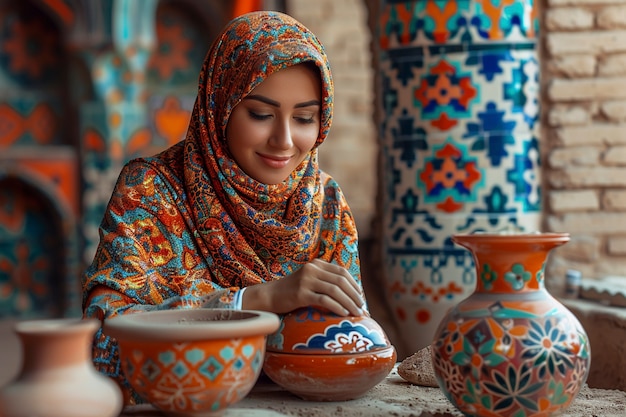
[
  {"xmin": 104, "ymin": 309, "xmax": 279, "ymax": 417},
  {"xmin": 263, "ymin": 306, "xmax": 397, "ymax": 401}
]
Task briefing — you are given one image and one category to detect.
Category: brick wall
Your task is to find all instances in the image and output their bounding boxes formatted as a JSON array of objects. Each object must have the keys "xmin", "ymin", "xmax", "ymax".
[{"xmin": 543, "ymin": 0, "xmax": 626, "ymax": 287}]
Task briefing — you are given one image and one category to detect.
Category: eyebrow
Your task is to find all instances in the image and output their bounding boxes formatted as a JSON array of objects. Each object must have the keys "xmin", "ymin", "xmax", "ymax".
[{"xmin": 245, "ymin": 94, "xmax": 321, "ymax": 109}]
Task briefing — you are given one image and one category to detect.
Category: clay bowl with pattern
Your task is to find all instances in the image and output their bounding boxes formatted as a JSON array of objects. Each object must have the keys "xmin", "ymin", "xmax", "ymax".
[
  {"xmin": 104, "ymin": 308, "xmax": 279, "ymax": 417},
  {"xmin": 263, "ymin": 306, "xmax": 397, "ymax": 401}
]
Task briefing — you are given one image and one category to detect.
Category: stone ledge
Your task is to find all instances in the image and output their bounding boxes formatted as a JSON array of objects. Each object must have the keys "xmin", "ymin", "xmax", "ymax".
[
  {"xmin": 562, "ymin": 297, "xmax": 626, "ymax": 391},
  {"xmin": 580, "ymin": 276, "xmax": 626, "ymax": 307}
]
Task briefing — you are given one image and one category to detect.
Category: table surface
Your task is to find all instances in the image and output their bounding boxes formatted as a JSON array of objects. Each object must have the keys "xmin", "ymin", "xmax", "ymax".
[
  {"xmin": 118, "ymin": 370, "xmax": 463, "ymax": 417},
  {"xmin": 1, "ymin": 319, "xmax": 625, "ymax": 417}
]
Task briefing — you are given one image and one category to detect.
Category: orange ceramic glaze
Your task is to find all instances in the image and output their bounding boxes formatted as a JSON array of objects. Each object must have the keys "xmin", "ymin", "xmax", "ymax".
[
  {"xmin": 431, "ymin": 232, "xmax": 591, "ymax": 417},
  {"xmin": 263, "ymin": 346, "xmax": 397, "ymax": 401},
  {"xmin": 267, "ymin": 306, "xmax": 393, "ymax": 355},
  {"xmin": 105, "ymin": 309, "xmax": 279, "ymax": 417},
  {"xmin": 120, "ymin": 336, "xmax": 263, "ymax": 414},
  {"xmin": 453, "ymin": 232, "xmax": 570, "ymax": 293},
  {"xmin": 264, "ymin": 306, "xmax": 396, "ymax": 401}
]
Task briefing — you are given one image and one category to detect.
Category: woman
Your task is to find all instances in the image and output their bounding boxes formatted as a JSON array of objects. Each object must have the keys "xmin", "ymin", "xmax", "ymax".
[{"xmin": 83, "ymin": 11, "xmax": 366, "ymax": 403}]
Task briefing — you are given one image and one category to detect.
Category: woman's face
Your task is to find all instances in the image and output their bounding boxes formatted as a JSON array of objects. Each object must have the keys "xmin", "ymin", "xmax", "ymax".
[{"xmin": 226, "ymin": 64, "xmax": 322, "ymax": 185}]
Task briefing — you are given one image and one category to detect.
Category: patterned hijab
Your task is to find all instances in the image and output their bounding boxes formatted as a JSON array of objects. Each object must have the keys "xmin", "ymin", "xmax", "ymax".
[
  {"xmin": 180, "ymin": 11, "xmax": 336, "ymax": 287},
  {"xmin": 84, "ymin": 11, "xmax": 360, "ymax": 304}
]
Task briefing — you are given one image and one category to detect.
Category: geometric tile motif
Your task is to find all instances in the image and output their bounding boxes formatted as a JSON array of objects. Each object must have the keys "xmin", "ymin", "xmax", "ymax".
[
  {"xmin": 140, "ymin": 358, "xmax": 161, "ymax": 381},
  {"xmin": 0, "ymin": 5, "xmax": 63, "ymax": 88},
  {"xmin": 172, "ymin": 361, "xmax": 190, "ymax": 379},
  {"xmin": 198, "ymin": 356, "xmax": 223, "ymax": 381},
  {"xmin": 0, "ymin": 100, "xmax": 61, "ymax": 147}
]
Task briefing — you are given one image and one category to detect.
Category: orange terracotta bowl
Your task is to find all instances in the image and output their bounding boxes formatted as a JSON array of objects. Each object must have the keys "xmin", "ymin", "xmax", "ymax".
[
  {"xmin": 263, "ymin": 346, "xmax": 397, "ymax": 401},
  {"xmin": 263, "ymin": 307, "xmax": 397, "ymax": 401},
  {"xmin": 104, "ymin": 309, "xmax": 279, "ymax": 417}
]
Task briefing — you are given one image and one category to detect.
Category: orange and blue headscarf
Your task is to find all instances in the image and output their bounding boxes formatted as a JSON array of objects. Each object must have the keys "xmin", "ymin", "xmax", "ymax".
[{"xmin": 83, "ymin": 11, "xmax": 361, "ymax": 403}]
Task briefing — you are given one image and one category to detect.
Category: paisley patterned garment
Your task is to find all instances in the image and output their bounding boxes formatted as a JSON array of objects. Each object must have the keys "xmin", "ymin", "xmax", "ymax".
[{"xmin": 82, "ymin": 11, "xmax": 362, "ymax": 403}]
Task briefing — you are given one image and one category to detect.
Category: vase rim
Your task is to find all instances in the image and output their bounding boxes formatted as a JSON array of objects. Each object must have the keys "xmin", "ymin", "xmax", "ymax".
[
  {"xmin": 452, "ymin": 232, "xmax": 570, "ymax": 242},
  {"xmin": 14, "ymin": 317, "xmax": 99, "ymax": 335},
  {"xmin": 104, "ymin": 308, "xmax": 280, "ymax": 341}
]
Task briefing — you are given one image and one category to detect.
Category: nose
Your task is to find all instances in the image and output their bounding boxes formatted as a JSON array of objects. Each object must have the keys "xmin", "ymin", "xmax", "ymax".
[{"xmin": 269, "ymin": 117, "xmax": 293, "ymax": 149}]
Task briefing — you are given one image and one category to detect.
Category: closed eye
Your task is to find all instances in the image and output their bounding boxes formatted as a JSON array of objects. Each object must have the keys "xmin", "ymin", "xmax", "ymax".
[
  {"xmin": 295, "ymin": 116, "xmax": 316, "ymax": 124},
  {"xmin": 248, "ymin": 111, "xmax": 272, "ymax": 121}
]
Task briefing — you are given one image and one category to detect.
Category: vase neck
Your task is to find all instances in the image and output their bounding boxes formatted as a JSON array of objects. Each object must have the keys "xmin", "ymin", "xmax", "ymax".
[
  {"xmin": 473, "ymin": 248, "xmax": 551, "ymax": 293},
  {"xmin": 16, "ymin": 319, "xmax": 97, "ymax": 374},
  {"xmin": 450, "ymin": 234, "xmax": 569, "ymax": 294}
]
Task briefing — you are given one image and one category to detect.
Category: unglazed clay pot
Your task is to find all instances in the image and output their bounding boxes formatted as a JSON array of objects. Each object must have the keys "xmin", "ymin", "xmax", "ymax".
[
  {"xmin": 431, "ymin": 233, "xmax": 591, "ymax": 417},
  {"xmin": 263, "ymin": 306, "xmax": 397, "ymax": 401},
  {"xmin": 104, "ymin": 308, "xmax": 279, "ymax": 417},
  {"xmin": 0, "ymin": 318, "xmax": 123, "ymax": 417}
]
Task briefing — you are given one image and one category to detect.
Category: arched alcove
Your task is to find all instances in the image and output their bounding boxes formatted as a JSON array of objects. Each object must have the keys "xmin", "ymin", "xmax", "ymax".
[{"xmin": 0, "ymin": 175, "xmax": 71, "ymax": 318}]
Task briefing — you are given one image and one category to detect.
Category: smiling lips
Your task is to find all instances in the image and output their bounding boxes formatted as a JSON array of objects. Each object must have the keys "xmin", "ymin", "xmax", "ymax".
[{"xmin": 258, "ymin": 153, "xmax": 292, "ymax": 168}]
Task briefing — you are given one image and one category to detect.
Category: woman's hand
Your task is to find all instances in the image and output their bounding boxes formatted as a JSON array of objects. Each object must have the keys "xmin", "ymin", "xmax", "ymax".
[{"xmin": 242, "ymin": 259, "xmax": 366, "ymax": 316}]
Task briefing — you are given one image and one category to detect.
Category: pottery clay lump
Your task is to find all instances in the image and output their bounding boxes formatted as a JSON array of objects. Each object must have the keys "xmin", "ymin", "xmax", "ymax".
[{"xmin": 398, "ymin": 346, "xmax": 438, "ymax": 388}]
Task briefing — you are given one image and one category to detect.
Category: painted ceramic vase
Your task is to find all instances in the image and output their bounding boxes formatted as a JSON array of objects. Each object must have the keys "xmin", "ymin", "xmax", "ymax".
[
  {"xmin": 431, "ymin": 233, "xmax": 591, "ymax": 417},
  {"xmin": 0, "ymin": 318, "xmax": 123, "ymax": 417},
  {"xmin": 104, "ymin": 308, "xmax": 280, "ymax": 417},
  {"xmin": 263, "ymin": 306, "xmax": 397, "ymax": 401}
]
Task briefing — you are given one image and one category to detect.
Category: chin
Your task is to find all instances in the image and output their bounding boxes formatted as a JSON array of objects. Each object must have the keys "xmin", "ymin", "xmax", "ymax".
[{"xmin": 254, "ymin": 173, "xmax": 292, "ymax": 185}]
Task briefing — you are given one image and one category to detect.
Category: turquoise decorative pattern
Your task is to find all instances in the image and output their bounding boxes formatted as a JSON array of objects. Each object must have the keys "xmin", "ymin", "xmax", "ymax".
[
  {"xmin": 434, "ymin": 312, "xmax": 590, "ymax": 415},
  {"xmin": 124, "ymin": 339, "xmax": 264, "ymax": 413}
]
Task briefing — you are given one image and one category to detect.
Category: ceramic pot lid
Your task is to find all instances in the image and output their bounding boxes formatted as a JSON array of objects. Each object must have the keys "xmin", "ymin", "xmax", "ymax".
[{"xmin": 266, "ymin": 306, "xmax": 392, "ymax": 354}]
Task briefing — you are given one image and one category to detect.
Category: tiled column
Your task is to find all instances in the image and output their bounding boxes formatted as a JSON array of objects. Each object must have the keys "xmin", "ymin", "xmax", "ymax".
[{"xmin": 375, "ymin": 0, "xmax": 541, "ymax": 357}]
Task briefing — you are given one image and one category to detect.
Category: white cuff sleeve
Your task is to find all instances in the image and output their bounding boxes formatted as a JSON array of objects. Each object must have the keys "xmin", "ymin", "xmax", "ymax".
[{"xmin": 233, "ymin": 287, "xmax": 246, "ymax": 310}]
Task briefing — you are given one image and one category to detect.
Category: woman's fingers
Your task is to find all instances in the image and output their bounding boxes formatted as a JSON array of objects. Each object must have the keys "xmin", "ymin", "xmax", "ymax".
[
  {"xmin": 311, "ymin": 260, "xmax": 365, "ymax": 304},
  {"xmin": 310, "ymin": 293, "xmax": 354, "ymax": 317},
  {"xmin": 243, "ymin": 259, "xmax": 367, "ymax": 317},
  {"xmin": 301, "ymin": 260, "xmax": 365, "ymax": 316},
  {"xmin": 309, "ymin": 283, "xmax": 364, "ymax": 317}
]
